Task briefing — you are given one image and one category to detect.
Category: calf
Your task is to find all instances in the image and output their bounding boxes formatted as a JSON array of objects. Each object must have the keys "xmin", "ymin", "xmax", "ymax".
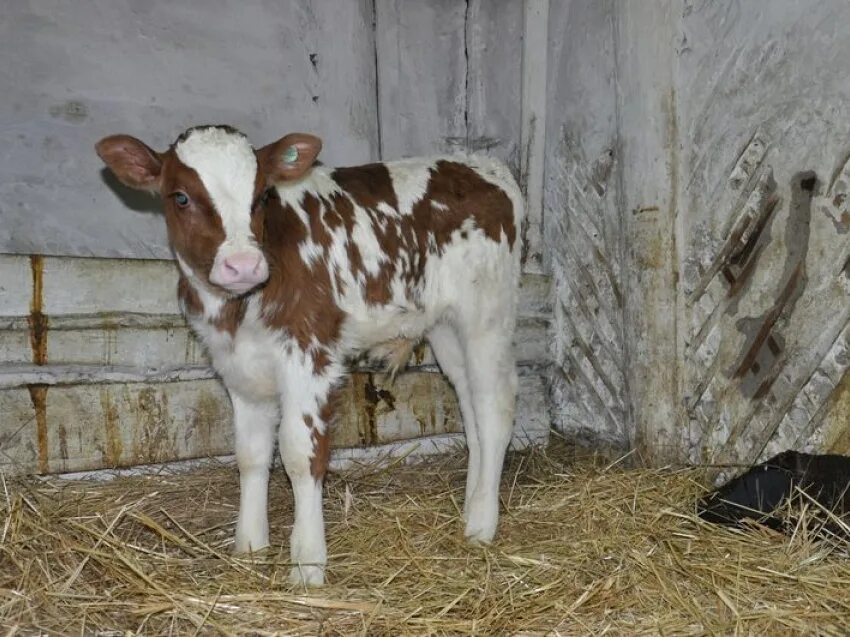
[{"xmin": 95, "ymin": 125, "xmax": 522, "ymax": 586}]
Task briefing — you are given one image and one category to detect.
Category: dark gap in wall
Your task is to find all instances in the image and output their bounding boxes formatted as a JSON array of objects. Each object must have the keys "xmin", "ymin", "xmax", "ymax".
[
  {"xmin": 371, "ymin": 0, "xmax": 383, "ymax": 160},
  {"xmin": 463, "ymin": 0, "xmax": 471, "ymax": 151}
]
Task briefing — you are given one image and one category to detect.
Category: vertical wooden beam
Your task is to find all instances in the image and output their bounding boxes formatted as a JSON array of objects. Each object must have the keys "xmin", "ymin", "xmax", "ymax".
[
  {"xmin": 520, "ymin": 0, "xmax": 549, "ymax": 274},
  {"xmin": 615, "ymin": 2, "xmax": 682, "ymax": 464},
  {"xmin": 542, "ymin": 0, "xmax": 628, "ymax": 448},
  {"xmin": 465, "ymin": 0, "xmax": 524, "ymax": 173},
  {"xmin": 374, "ymin": 0, "xmax": 468, "ymax": 158}
]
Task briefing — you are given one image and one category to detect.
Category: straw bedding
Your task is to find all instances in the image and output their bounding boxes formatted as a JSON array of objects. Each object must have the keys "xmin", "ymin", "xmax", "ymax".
[{"xmin": 2, "ymin": 438, "xmax": 849, "ymax": 636}]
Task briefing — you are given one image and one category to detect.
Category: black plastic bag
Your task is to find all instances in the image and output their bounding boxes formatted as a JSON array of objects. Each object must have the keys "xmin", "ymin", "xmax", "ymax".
[{"xmin": 697, "ymin": 450, "xmax": 850, "ymax": 535}]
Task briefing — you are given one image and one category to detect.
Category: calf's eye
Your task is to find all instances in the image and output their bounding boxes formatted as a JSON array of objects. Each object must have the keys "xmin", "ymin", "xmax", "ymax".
[{"xmin": 173, "ymin": 192, "xmax": 191, "ymax": 208}]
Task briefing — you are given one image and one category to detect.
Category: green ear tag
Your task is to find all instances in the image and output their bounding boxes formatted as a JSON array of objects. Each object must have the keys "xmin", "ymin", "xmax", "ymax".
[{"xmin": 283, "ymin": 145, "xmax": 299, "ymax": 164}]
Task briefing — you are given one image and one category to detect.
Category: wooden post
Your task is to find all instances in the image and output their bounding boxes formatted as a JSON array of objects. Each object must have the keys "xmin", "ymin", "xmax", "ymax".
[{"xmin": 520, "ymin": 0, "xmax": 549, "ymax": 274}]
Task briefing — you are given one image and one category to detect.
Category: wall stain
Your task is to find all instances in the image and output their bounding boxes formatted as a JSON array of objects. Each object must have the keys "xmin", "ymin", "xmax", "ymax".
[
  {"xmin": 100, "ymin": 387, "xmax": 123, "ymax": 467},
  {"xmin": 821, "ymin": 370, "xmax": 850, "ymax": 455},
  {"xmin": 188, "ymin": 389, "xmax": 223, "ymax": 456},
  {"xmin": 134, "ymin": 386, "xmax": 174, "ymax": 464},
  {"xmin": 101, "ymin": 319, "xmax": 118, "ymax": 365},
  {"xmin": 363, "ymin": 374, "xmax": 381, "ymax": 445},
  {"xmin": 57, "ymin": 423, "xmax": 69, "ymax": 466},
  {"xmin": 821, "ymin": 205, "xmax": 850, "ymax": 234},
  {"xmin": 48, "ymin": 100, "xmax": 88, "ymax": 123},
  {"xmin": 363, "ymin": 374, "xmax": 397, "ymax": 444},
  {"xmin": 28, "ymin": 255, "xmax": 48, "ymax": 365},
  {"xmin": 723, "ymin": 195, "xmax": 780, "ymax": 303},
  {"xmin": 732, "ymin": 172, "xmax": 815, "ymax": 399},
  {"xmin": 27, "ymin": 385, "xmax": 49, "ymax": 474}
]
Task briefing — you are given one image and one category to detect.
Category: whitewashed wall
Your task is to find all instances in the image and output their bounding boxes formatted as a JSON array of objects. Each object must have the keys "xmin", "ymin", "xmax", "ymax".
[{"xmin": 544, "ymin": 0, "xmax": 850, "ymax": 468}]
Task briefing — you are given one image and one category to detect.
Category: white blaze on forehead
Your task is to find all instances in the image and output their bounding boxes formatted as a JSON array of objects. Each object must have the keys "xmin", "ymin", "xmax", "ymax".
[{"xmin": 175, "ymin": 127, "xmax": 259, "ymax": 251}]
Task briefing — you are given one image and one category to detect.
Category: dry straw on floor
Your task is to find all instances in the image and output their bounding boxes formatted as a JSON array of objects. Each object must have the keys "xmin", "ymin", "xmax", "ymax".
[{"xmin": 1, "ymin": 438, "xmax": 849, "ymax": 635}]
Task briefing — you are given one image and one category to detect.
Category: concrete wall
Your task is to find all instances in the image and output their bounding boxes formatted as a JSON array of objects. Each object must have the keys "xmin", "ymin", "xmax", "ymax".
[
  {"xmin": 545, "ymin": 0, "xmax": 850, "ymax": 469},
  {"xmin": 0, "ymin": 254, "xmax": 551, "ymax": 475}
]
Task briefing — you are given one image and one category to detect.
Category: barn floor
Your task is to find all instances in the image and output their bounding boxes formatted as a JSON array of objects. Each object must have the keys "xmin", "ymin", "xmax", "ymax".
[{"xmin": 2, "ymin": 438, "xmax": 849, "ymax": 636}]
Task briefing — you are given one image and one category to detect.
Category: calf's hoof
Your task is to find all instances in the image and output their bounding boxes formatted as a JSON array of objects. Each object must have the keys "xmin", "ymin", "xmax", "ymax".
[
  {"xmin": 288, "ymin": 563, "xmax": 325, "ymax": 588},
  {"xmin": 463, "ymin": 499, "xmax": 498, "ymax": 544},
  {"xmin": 233, "ymin": 534, "xmax": 270, "ymax": 555}
]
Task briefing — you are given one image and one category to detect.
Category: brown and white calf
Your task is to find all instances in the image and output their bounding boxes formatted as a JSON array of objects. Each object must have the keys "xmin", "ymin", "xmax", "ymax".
[{"xmin": 96, "ymin": 125, "xmax": 522, "ymax": 586}]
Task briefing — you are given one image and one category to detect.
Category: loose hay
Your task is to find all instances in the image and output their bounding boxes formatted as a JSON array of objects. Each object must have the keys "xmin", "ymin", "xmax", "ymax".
[{"xmin": 2, "ymin": 439, "xmax": 849, "ymax": 636}]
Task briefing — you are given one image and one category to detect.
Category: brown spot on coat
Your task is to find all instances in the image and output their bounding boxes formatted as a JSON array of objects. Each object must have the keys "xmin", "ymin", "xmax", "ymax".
[
  {"xmin": 310, "ymin": 426, "xmax": 330, "ymax": 480},
  {"xmin": 260, "ymin": 196, "xmax": 345, "ymax": 350},
  {"xmin": 302, "ymin": 193, "xmax": 332, "ymax": 249},
  {"xmin": 311, "ymin": 348, "xmax": 332, "ymax": 374},
  {"xmin": 307, "ymin": 390, "xmax": 339, "ymax": 480},
  {"xmin": 178, "ymin": 275, "xmax": 247, "ymax": 337},
  {"xmin": 410, "ymin": 160, "xmax": 516, "ymax": 251},
  {"xmin": 331, "ymin": 163, "xmax": 399, "ymax": 211},
  {"xmin": 159, "ymin": 151, "xmax": 227, "ymax": 287}
]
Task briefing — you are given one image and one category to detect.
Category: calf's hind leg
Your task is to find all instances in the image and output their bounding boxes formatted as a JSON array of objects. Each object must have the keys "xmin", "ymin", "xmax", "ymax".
[
  {"xmin": 427, "ymin": 322, "xmax": 480, "ymax": 523},
  {"xmin": 462, "ymin": 329, "xmax": 518, "ymax": 543}
]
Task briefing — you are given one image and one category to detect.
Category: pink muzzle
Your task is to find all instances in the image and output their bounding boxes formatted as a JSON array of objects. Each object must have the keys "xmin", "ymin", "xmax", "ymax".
[{"xmin": 209, "ymin": 251, "xmax": 269, "ymax": 293}]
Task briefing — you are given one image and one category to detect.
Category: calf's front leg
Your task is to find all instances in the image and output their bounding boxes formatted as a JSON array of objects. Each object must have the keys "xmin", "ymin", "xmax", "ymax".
[
  {"xmin": 231, "ymin": 393, "xmax": 278, "ymax": 553},
  {"xmin": 278, "ymin": 370, "xmax": 334, "ymax": 587}
]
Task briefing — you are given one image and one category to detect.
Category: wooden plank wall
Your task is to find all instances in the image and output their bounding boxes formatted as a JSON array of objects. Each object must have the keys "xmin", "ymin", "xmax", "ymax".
[
  {"xmin": 0, "ymin": 0, "xmax": 379, "ymax": 259},
  {"xmin": 544, "ymin": 0, "xmax": 850, "ymax": 470}
]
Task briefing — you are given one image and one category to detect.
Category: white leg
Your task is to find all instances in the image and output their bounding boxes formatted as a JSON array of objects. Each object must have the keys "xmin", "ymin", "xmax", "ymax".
[
  {"xmin": 280, "ymin": 413, "xmax": 327, "ymax": 587},
  {"xmin": 462, "ymin": 330, "xmax": 517, "ymax": 543},
  {"xmin": 278, "ymin": 359, "xmax": 336, "ymax": 588},
  {"xmin": 427, "ymin": 323, "xmax": 480, "ymax": 522},
  {"xmin": 231, "ymin": 393, "xmax": 278, "ymax": 553}
]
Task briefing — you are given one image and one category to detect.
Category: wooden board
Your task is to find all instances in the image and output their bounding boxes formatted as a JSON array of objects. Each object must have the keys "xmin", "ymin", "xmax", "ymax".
[
  {"xmin": 676, "ymin": 1, "xmax": 850, "ymax": 472},
  {"xmin": 374, "ymin": 0, "xmax": 468, "ymax": 158},
  {"xmin": 543, "ymin": 0, "xmax": 627, "ymax": 450},
  {"xmin": 0, "ymin": 368, "xmax": 549, "ymax": 476},
  {"xmin": 466, "ymin": 0, "xmax": 524, "ymax": 174}
]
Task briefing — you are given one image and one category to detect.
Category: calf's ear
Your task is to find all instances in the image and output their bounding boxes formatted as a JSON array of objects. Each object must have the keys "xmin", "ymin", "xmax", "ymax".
[
  {"xmin": 95, "ymin": 135, "xmax": 163, "ymax": 191},
  {"xmin": 257, "ymin": 133, "xmax": 322, "ymax": 183}
]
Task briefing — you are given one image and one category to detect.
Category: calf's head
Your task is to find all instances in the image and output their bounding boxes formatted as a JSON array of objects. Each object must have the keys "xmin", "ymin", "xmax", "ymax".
[{"xmin": 96, "ymin": 125, "xmax": 322, "ymax": 295}]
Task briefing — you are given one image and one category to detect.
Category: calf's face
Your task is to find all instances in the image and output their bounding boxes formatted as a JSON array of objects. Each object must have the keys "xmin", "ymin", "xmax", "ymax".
[{"xmin": 95, "ymin": 126, "xmax": 322, "ymax": 295}]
